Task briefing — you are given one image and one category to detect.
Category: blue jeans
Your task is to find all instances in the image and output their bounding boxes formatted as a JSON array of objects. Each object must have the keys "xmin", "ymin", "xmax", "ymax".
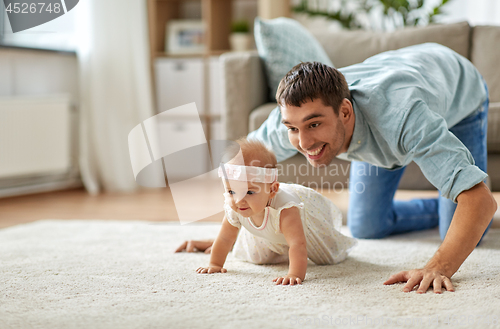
[{"xmin": 348, "ymin": 85, "xmax": 491, "ymax": 241}]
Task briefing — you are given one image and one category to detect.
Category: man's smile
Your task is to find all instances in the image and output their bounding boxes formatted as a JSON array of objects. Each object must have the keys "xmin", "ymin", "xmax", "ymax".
[{"xmin": 305, "ymin": 144, "xmax": 326, "ymax": 160}]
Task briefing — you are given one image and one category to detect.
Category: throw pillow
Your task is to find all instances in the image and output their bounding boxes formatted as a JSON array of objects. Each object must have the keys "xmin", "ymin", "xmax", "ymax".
[{"xmin": 254, "ymin": 17, "xmax": 334, "ymax": 101}]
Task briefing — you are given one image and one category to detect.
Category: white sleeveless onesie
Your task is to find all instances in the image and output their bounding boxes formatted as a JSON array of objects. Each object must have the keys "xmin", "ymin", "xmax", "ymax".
[{"xmin": 224, "ymin": 183, "xmax": 357, "ymax": 265}]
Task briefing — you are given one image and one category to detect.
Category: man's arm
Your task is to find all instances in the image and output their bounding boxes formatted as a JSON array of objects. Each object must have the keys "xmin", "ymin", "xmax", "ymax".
[{"xmin": 384, "ymin": 182, "xmax": 497, "ymax": 293}]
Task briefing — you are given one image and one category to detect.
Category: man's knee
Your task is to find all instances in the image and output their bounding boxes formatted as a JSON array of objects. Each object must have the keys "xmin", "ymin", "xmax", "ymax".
[{"xmin": 348, "ymin": 217, "xmax": 390, "ymax": 239}]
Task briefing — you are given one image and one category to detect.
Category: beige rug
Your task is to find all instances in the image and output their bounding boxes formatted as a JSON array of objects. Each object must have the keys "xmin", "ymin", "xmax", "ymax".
[{"xmin": 1, "ymin": 220, "xmax": 500, "ymax": 329}]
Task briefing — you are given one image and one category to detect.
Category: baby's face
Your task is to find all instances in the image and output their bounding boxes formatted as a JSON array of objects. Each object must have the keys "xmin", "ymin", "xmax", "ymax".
[{"xmin": 223, "ymin": 179, "xmax": 277, "ymax": 218}]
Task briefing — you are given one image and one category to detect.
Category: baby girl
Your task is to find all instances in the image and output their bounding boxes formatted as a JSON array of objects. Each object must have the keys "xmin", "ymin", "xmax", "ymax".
[{"xmin": 196, "ymin": 138, "xmax": 356, "ymax": 285}]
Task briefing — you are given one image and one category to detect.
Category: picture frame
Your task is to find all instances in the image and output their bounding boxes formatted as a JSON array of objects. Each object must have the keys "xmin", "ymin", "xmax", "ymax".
[{"xmin": 166, "ymin": 20, "xmax": 206, "ymax": 55}]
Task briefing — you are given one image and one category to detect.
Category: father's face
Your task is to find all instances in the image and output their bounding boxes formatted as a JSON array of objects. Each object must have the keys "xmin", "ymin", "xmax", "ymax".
[{"xmin": 281, "ymin": 98, "xmax": 347, "ymax": 168}]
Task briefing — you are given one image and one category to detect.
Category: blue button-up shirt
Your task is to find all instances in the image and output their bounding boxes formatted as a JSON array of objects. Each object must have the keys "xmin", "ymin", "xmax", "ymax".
[{"xmin": 248, "ymin": 43, "xmax": 488, "ymax": 202}]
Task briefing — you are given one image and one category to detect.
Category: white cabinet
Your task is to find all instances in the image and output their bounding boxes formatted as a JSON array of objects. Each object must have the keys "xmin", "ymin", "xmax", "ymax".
[
  {"xmin": 155, "ymin": 58, "xmax": 205, "ymax": 114},
  {"xmin": 154, "ymin": 55, "xmax": 224, "ymax": 178},
  {"xmin": 158, "ymin": 117, "xmax": 209, "ymax": 179},
  {"xmin": 154, "ymin": 56, "xmax": 223, "ymax": 116}
]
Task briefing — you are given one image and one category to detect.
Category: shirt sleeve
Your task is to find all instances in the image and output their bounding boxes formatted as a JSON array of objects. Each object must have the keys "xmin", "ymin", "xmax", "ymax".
[
  {"xmin": 247, "ymin": 106, "xmax": 298, "ymax": 163},
  {"xmin": 399, "ymin": 101, "xmax": 488, "ymax": 203}
]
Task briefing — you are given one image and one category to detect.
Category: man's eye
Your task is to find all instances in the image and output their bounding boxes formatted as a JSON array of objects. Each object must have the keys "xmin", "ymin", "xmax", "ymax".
[
  {"xmin": 228, "ymin": 190, "xmax": 235, "ymax": 195},
  {"xmin": 288, "ymin": 127, "xmax": 297, "ymax": 132},
  {"xmin": 310, "ymin": 123, "xmax": 320, "ymax": 128}
]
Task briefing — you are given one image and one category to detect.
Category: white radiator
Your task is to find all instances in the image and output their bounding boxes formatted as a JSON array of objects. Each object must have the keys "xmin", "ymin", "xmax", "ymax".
[{"xmin": 0, "ymin": 95, "xmax": 72, "ymax": 179}]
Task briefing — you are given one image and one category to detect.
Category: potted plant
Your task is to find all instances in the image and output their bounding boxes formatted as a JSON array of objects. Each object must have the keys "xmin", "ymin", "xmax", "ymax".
[{"xmin": 230, "ymin": 20, "xmax": 252, "ymax": 51}]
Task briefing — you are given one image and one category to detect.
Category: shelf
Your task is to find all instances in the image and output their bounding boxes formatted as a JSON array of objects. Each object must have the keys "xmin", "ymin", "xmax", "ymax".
[
  {"xmin": 155, "ymin": 49, "xmax": 230, "ymax": 58},
  {"xmin": 203, "ymin": 0, "xmax": 233, "ymax": 53},
  {"xmin": 147, "ymin": 0, "xmax": 235, "ymax": 143},
  {"xmin": 156, "ymin": 113, "xmax": 221, "ymax": 120},
  {"xmin": 147, "ymin": 0, "xmax": 233, "ymax": 59}
]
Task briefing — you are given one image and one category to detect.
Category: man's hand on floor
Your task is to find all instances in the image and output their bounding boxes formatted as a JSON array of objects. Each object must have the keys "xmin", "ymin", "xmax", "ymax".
[{"xmin": 383, "ymin": 267, "xmax": 454, "ymax": 294}]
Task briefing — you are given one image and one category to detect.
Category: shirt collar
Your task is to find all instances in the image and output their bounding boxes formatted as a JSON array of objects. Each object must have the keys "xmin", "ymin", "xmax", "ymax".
[{"xmin": 343, "ymin": 99, "xmax": 367, "ymax": 157}]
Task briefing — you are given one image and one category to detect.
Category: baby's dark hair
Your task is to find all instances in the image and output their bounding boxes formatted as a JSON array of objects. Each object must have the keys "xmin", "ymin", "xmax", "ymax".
[{"xmin": 276, "ymin": 61, "xmax": 351, "ymax": 115}]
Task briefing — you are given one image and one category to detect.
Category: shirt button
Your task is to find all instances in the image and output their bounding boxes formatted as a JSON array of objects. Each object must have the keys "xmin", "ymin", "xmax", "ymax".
[{"xmin": 357, "ymin": 140, "xmax": 361, "ymax": 144}]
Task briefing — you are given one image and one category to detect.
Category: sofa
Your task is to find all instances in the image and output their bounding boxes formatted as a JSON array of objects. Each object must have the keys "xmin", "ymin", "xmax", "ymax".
[{"xmin": 220, "ymin": 21, "xmax": 500, "ymax": 191}]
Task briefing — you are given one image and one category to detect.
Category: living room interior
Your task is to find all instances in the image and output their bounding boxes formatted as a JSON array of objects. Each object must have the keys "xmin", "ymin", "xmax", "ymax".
[{"xmin": 2, "ymin": 0, "xmax": 500, "ymax": 328}]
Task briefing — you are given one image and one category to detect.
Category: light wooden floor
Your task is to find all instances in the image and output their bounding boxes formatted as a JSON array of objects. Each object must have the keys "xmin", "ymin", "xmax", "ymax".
[
  {"xmin": 0, "ymin": 188, "xmax": 223, "ymax": 229},
  {"xmin": 0, "ymin": 187, "xmax": 498, "ymax": 230}
]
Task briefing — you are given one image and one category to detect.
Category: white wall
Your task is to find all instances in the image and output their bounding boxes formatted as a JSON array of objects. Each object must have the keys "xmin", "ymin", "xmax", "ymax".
[
  {"xmin": 0, "ymin": 48, "xmax": 80, "ymax": 196},
  {"xmin": 0, "ymin": 49, "xmax": 78, "ymax": 99},
  {"xmin": 440, "ymin": 0, "xmax": 500, "ymax": 25}
]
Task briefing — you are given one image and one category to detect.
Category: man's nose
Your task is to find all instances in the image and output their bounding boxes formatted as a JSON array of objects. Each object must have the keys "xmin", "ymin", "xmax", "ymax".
[{"xmin": 299, "ymin": 130, "xmax": 314, "ymax": 150}]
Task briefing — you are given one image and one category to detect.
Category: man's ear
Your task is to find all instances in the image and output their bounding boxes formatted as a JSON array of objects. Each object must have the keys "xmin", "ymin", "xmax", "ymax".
[
  {"xmin": 339, "ymin": 98, "xmax": 353, "ymax": 122},
  {"xmin": 269, "ymin": 181, "xmax": 280, "ymax": 199}
]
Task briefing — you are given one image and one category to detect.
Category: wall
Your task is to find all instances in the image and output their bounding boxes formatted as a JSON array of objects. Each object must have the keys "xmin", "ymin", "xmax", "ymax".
[
  {"xmin": 440, "ymin": 0, "xmax": 500, "ymax": 25},
  {"xmin": 0, "ymin": 47, "xmax": 80, "ymax": 197},
  {"xmin": 0, "ymin": 48, "xmax": 78, "ymax": 99}
]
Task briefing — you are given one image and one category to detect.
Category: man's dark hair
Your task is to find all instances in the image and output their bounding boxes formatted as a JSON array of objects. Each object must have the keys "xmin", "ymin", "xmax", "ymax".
[{"xmin": 276, "ymin": 62, "xmax": 351, "ymax": 115}]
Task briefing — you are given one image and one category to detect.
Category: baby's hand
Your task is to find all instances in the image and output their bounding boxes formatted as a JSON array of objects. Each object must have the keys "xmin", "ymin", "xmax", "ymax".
[
  {"xmin": 273, "ymin": 274, "xmax": 303, "ymax": 285},
  {"xmin": 196, "ymin": 266, "xmax": 227, "ymax": 274}
]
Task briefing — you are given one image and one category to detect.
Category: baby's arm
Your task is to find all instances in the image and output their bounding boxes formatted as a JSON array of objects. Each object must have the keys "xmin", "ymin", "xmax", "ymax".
[
  {"xmin": 273, "ymin": 207, "xmax": 308, "ymax": 285},
  {"xmin": 196, "ymin": 215, "xmax": 239, "ymax": 274}
]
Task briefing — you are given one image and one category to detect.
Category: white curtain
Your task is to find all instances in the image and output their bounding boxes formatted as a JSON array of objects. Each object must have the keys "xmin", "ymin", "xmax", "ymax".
[{"xmin": 76, "ymin": 0, "xmax": 155, "ymax": 194}]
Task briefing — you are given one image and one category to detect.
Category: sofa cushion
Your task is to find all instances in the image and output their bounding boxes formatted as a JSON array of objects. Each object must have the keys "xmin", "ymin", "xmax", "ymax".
[
  {"xmin": 314, "ymin": 21, "xmax": 471, "ymax": 68},
  {"xmin": 254, "ymin": 17, "xmax": 333, "ymax": 101},
  {"xmin": 248, "ymin": 103, "xmax": 277, "ymax": 132},
  {"xmin": 471, "ymin": 26, "xmax": 500, "ymax": 103},
  {"xmin": 488, "ymin": 102, "xmax": 500, "ymax": 153},
  {"xmin": 471, "ymin": 26, "xmax": 500, "ymax": 154}
]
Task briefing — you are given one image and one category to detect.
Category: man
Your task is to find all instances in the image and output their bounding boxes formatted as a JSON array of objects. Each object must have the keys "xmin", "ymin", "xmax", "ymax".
[
  {"xmin": 250, "ymin": 42, "xmax": 496, "ymax": 293},
  {"xmin": 178, "ymin": 43, "xmax": 497, "ymax": 293}
]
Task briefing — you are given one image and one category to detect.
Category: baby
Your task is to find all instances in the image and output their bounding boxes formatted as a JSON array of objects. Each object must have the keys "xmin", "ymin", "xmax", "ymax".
[{"xmin": 196, "ymin": 138, "xmax": 356, "ymax": 285}]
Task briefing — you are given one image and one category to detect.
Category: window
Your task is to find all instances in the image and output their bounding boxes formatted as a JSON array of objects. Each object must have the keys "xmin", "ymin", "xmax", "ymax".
[
  {"xmin": 0, "ymin": 2, "xmax": 5, "ymax": 44},
  {"xmin": 0, "ymin": 1, "xmax": 77, "ymax": 52}
]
